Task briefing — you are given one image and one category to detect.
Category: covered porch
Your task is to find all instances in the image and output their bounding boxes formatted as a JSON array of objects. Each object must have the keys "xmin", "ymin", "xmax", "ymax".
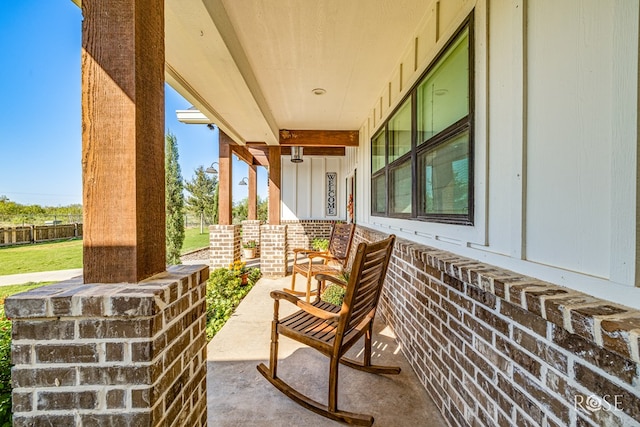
[{"xmin": 6, "ymin": 0, "xmax": 640, "ymax": 426}]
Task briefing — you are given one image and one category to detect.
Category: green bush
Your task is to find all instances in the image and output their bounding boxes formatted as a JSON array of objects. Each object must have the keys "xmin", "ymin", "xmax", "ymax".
[
  {"xmin": 205, "ymin": 264, "xmax": 261, "ymax": 340},
  {"xmin": 311, "ymin": 238, "xmax": 329, "ymax": 251},
  {"xmin": 321, "ymin": 284, "xmax": 346, "ymax": 306},
  {"xmin": 0, "ymin": 307, "xmax": 12, "ymax": 426}
]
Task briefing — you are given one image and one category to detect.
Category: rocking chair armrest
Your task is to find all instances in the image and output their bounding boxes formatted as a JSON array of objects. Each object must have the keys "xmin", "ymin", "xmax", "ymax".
[
  {"xmin": 307, "ymin": 252, "xmax": 337, "ymax": 262},
  {"xmin": 270, "ymin": 290, "xmax": 340, "ymax": 321},
  {"xmin": 270, "ymin": 290, "xmax": 304, "ymax": 305},
  {"xmin": 292, "ymin": 248, "xmax": 312, "ymax": 255},
  {"xmin": 315, "ymin": 274, "xmax": 347, "ymax": 288}
]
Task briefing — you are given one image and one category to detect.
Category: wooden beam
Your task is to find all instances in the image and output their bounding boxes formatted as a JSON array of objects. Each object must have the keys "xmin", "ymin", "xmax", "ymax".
[
  {"xmin": 229, "ymin": 144, "xmax": 255, "ymax": 166},
  {"xmin": 268, "ymin": 146, "xmax": 281, "ymax": 225},
  {"xmin": 82, "ymin": 0, "xmax": 165, "ymax": 283},
  {"xmin": 248, "ymin": 165, "xmax": 257, "ymax": 220},
  {"xmin": 218, "ymin": 132, "xmax": 233, "ymax": 225},
  {"xmin": 280, "ymin": 147, "xmax": 345, "ymax": 156},
  {"xmin": 279, "ymin": 130, "xmax": 359, "ymax": 147},
  {"xmin": 247, "ymin": 146, "xmax": 270, "ymax": 166}
]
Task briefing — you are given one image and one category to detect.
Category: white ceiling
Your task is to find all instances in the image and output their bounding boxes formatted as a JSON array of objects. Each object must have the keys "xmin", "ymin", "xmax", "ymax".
[{"xmin": 165, "ymin": 0, "xmax": 433, "ymax": 144}]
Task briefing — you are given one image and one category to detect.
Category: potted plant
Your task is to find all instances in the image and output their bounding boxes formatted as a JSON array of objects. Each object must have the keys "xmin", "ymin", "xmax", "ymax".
[
  {"xmin": 229, "ymin": 260, "xmax": 249, "ymax": 285},
  {"xmin": 243, "ymin": 240, "xmax": 257, "ymax": 259}
]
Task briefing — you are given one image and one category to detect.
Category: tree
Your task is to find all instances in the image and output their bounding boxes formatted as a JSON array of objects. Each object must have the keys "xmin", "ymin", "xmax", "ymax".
[
  {"xmin": 165, "ymin": 132, "xmax": 185, "ymax": 265},
  {"xmin": 232, "ymin": 198, "xmax": 248, "ymax": 224},
  {"xmin": 257, "ymin": 196, "xmax": 268, "ymax": 222},
  {"xmin": 184, "ymin": 166, "xmax": 218, "ymax": 233}
]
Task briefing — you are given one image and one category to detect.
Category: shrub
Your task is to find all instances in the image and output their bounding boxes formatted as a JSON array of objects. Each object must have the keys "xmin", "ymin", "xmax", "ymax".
[
  {"xmin": 205, "ymin": 265, "xmax": 261, "ymax": 340},
  {"xmin": 321, "ymin": 284, "xmax": 346, "ymax": 306},
  {"xmin": 311, "ymin": 238, "xmax": 329, "ymax": 251},
  {"xmin": 0, "ymin": 307, "xmax": 11, "ymax": 427}
]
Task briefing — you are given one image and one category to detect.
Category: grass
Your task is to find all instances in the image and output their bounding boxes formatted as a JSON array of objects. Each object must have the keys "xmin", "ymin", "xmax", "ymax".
[
  {"xmin": 0, "ymin": 229, "xmax": 210, "ymax": 276},
  {"xmin": 0, "ymin": 239, "xmax": 83, "ymax": 276},
  {"xmin": 181, "ymin": 227, "xmax": 210, "ymax": 254}
]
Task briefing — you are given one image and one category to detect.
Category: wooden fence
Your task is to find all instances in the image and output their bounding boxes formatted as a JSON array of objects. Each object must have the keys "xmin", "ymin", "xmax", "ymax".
[{"xmin": 0, "ymin": 223, "xmax": 83, "ymax": 246}]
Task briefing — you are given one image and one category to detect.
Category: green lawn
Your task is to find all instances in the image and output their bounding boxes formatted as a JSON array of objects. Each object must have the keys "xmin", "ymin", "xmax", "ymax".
[
  {"xmin": 181, "ymin": 227, "xmax": 210, "ymax": 254},
  {"xmin": 0, "ymin": 228, "xmax": 210, "ymax": 276},
  {"xmin": 0, "ymin": 239, "xmax": 83, "ymax": 276}
]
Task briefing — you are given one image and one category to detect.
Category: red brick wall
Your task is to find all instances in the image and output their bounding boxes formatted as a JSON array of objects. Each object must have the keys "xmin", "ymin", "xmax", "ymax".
[{"xmin": 355, "ymin": 226, "xmax": 640, "ymax": 427}]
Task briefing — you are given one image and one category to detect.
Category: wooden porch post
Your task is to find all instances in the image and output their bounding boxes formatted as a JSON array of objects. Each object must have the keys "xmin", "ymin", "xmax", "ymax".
[
  {"xmin": 218, "ymin": 131, "xmax": 233, "ymax": 225},
  {"xmin": 248, "ymin": 164, "xmax": 257, "ymax": 220},
  {"xmin": 82, "ymin": 0, "xmax": 165, "ymax": 283},
  {"xmin": 268, "ymin": 146, "xmax": 281, "ymax": 225}
]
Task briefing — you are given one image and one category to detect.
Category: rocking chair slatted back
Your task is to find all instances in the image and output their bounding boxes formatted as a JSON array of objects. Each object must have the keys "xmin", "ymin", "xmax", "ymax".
[
  {"xmin": 327, "ymin": 222, "xmax": 355, "ymax": 266},
  {"xmin": 337, "ymin": 238, "xmax": 395, "ymax": 351}
]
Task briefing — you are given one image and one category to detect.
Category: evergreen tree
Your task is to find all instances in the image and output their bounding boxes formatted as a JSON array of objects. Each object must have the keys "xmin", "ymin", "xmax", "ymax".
[
  {"xmin": 184, "ymin": 166, "xmax": 218, "ymax": 233},
  {"xmin": 165, "ymin": 132, "xmax": 185, "ymax": 265}
]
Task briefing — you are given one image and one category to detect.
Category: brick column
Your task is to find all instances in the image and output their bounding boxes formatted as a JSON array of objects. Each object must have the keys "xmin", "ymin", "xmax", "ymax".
[
  {"xmin": 6, "ymin": 265, "xmax": 209, "ymax": 427},
  {"xmin": 260, "ymin": 225, "xmax": 287, "ymax": 277},
  {"xmin": 209, "ymin": 224, "xmax": 240, "ymax": 269},
  {"xmin": 241, "ymin": 220, "xmax": 261, "ymax": 258}
]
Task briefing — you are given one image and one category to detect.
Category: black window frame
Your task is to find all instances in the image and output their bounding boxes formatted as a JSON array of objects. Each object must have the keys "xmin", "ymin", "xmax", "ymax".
[{"xmin": 370, "ymin": 14, "xmax": 474, "ymax": 225}]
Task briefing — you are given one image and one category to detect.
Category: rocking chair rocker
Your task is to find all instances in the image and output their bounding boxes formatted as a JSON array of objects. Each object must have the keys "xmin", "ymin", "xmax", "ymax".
[{"xmin": 257, "ymin": 235, "xmax": 398, "ymax": 426}]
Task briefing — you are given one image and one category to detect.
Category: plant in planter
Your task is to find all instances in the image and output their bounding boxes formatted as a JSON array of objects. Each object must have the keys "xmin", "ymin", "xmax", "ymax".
[
  {"xmin": 229, "ymin": 260, "xmax": 249, "ymax": 284},
  {"xmin": 242, "ymin": 240, "xmax": 257, "ymax": 259}
]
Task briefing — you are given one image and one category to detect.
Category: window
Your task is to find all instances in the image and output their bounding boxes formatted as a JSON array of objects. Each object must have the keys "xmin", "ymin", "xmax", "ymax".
[{"xmin": 370, "ymin": 18, "xmax": 473, "ymax": 224}]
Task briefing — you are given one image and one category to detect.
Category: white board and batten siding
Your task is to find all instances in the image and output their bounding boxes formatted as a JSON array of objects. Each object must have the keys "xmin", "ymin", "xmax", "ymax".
[
  {"xmin": 351, "ymin": 0, "xmax": 640, "ymax": 308},
  {"xmin": 281, "ymin": 156, "xmax": 346, "ymax": 221}
]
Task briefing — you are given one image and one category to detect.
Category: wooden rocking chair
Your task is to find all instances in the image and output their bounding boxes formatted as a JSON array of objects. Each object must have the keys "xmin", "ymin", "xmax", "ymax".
[
  {"xmin": 285, "ymin": 222, "xmax": 355, "ymax": 302},
  {"xmin": 257, "ymin": 235, "xmax": 398, "ymax": 426}
]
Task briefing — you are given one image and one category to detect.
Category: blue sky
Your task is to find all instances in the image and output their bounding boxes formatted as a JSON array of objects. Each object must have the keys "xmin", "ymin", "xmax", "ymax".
[{"xmin": 0, "ymin": 1, "xmax": 266, "ymax": 207}]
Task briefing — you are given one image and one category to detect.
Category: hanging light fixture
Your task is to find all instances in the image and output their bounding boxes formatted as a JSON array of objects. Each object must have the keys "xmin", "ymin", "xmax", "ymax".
[
  {"xmin": 205, "ymin": 162, "xmax": 219, "ymax": 174},
  {"xmin": 290, "ymin": 146, "xmax": 303, "ymax": 163},
  {"xmin": 238, "ymin": 177, "xmax": 248, "ymax": 186}
]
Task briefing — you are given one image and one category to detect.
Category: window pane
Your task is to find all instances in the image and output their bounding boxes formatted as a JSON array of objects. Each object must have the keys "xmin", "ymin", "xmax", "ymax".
[
  {"xmin": 419, "ymin": 131, "xmax": 469, "ymax": 215},
  {"xmin": 371, "ymin": 131, "xmax": 385, "ymax": 173},
  {"xmin": 388, "ymin": 99, "xmax": 412, "ymax": 163},
  {"xmin": 372, "ymin": 175, "xmax": 386, "ymax": 214},
  {"xmin": 417, "ymin": 29, "xmax": 469, "ymax": 144},
  {"xmin": 390, "ymin": 160, "xmax": 412, "ymax": 214}
]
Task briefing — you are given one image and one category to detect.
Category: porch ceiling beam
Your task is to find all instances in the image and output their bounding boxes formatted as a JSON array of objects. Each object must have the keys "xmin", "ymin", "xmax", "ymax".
[
  {"xmin": 249, "ymin": 151, "xmax": 270, "ymax": 167},
  {"xmin": 245, "ymin": 144, "xmax": 270, "ymax": 166},
  {"xmin": 280, "ymin": 147, "xmax": 345, "ymax": 156},
  {"xmin": 279, "ymin": 130, "xmax": 359, "ymax": 147},
  {"xmin": 229, "ymin": 144, "xmax": 255, "ymax": 166}
]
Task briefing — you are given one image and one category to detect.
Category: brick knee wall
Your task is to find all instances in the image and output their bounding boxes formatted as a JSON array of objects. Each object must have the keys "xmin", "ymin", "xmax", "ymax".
[
  {"xmin": 6, "ymin": 265, "xmax": 209, "ymax": 427},
  {"xmin": 260, "ymin": 225, "xmax": 287, "ymax": 277},
  {"xmin": 209, "ymin": 224, "xmax": 240, "ymax": 269},
  {"xmin": 282, "ymin": 220, "xmax": 334, "ymax": 257},
  {"xmin": 354, "ymin": 226, "xmax": 640, "ymax": 427}
]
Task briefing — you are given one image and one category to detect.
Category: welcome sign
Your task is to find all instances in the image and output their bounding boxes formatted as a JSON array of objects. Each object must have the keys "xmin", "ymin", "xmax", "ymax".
[{"xmin": 326, "ymin": 172, "xmax": 337, "ymax": 216}]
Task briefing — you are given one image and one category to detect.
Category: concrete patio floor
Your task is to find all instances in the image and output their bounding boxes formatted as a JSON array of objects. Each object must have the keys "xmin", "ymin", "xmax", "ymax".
[{"xmin": 206, "ymin": 272, "xmax": 447, "ymax": 426}]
